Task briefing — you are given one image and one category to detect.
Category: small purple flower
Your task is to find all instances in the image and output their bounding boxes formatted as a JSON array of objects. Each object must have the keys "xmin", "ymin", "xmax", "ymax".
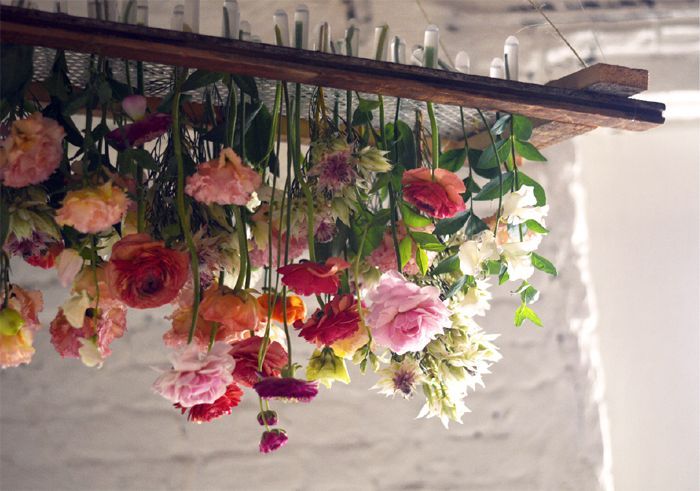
[
  {"xmin": 314, "ymin": 216, "xmax": 337, "ymax": 243},
  {"xmin": 309, "ymin": 151, "xmax": 357, "ymax": 193},
  {"xmin": 253, "ymin": 377, "xmax": 319, "ymax": 402},
  {"xmin": 259, "ymin": 429, "xmax": 288, "ymax": 454},
  {"xmin": 106, "ymin": 113, "xmax": 172, "ymax": 151},
  {"xmin": 256, "ymin": 410, "xmax": 278, "ymax": 426}
]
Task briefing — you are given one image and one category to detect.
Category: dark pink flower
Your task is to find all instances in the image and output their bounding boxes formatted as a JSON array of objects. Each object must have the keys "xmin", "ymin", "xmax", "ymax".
[
  {"xmin": 176, "ymin": 383, "xmax": 244, "ymax": 423},
  {"xmin": 256, "ymin": 410, "xmax": 278, "ymax": 426},
  {"xmin": 253, "ymin": 377, "xmax": 318, "ymax": 402},
  {"xmin": 106, "ymin": 113, "xmax": 171, "ymax": 150},
  {"xmin": 259, "ymin": 429, "xmax": 288, "ymax": 454},
  {"xmin": 402, "ymin": 167, "xmax": 466, "ymax": 219},
  {"xmin": 277, "ymin": 258, "xmax": 350, "ymax": 296},
  {"xmin": 294, "ymin": 294, "xmax": 362, "ymax": 347},
  {"xmin": 5, "ymin": 231, "xmax": 63, "ymax": 269}
]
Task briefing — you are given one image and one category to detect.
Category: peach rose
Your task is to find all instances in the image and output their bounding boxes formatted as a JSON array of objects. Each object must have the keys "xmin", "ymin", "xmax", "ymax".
[
  {"xmin": 56, "ymin": 181, "xmax": 130, "ymax": 234},
  {"xmin": 0, "ymin": 113, "xmax": 65, "ymax": 188},
  {"xmin": 185, "ymin": 148, "xmax": 261, "ymax": 206},
  {"xmin": 199, "ymin": 286, "xmax": 264, "ymax": 333}
]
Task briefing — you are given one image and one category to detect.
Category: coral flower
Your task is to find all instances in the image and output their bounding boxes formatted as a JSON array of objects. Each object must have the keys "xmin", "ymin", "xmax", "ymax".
[
  {"xmin": 0, "ymin": 285, "xmax": 43, "ymax": 369},
  {"xmin": 185, "ymin": 148, "xmax": 262, "ymax": 206},
  {"xmin": 230, "ymin": 336, "xmax": 288, "ymax": 387},
  {"xmin": 106, "ymin": 112, "xmax": 172, "ymax": 150},
  {"xmin": 199, "ymin": 286, "xmax": 263, "ymax": 333},
  {"xmin": 106, "ymin": 233, "xmax": 189, "ymax": 309},
  {"xmin": 294, "ymin": 294, "xmax": 361, "ymax": 347},
  {"xmin": 253, "ymin": 377, "xmax": 318, "ymax": 402},
  {"xmin": 0, "ymin": 113, "xmax": 65, "ymax": 188},
  {"xmin": 176, "ymin": 383, "xmax": 244, "ymax": 423},
  {"xmin": 152, "ymin": 342, "xmax": 235, "ymax": 408},
  {"xmin": 56, "ymin": 181, "xmax": 130, "ymax": 234},
  {"xmin": 366, "ymin": 271, "xmax": 451, "ymax": 355},
  {"xmin": 258, "ymin": 293, "xmax": 306, "ymax": 324},
  {"xmin": 401, "ymin": 167, "xmax": 466, "ymax": 219},
  {"xmin": 259, "ymin": 429, "xmax": 288, "ymax": 454},
  {"xmin": 278, "ymin": 257, "xmax": 350, "ymax": 296}
]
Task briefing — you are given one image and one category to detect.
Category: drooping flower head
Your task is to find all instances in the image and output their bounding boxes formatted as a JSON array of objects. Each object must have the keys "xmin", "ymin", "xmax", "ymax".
[
  {"xmin": 294, "ymin": 294, "xmax": 361, "ymax": 347},
  {"xmin": 259, "ymin": 429, "xmax": 288, "ymax": 454},
  {"xmin": 106, "ymin": 112, "xmax": 171, "ymax": 150},
  {"xmin": 401, "ymin": 167, "xmax": 466, "ymax": 219},
  {"xmin": 0, "ymin": 113, "xmax": 65, "ymax": 188},
  {"xmin": 256, "ymin": 410, "xmax": 278, "ymax": 426},
  {"xmin": 106, "ymin": 233, "xmax": 189, "ymax": 309},
  {"xmin": 185, "ymin": 148, "xmax": 261, "ymax": 206},
  {"xmin": 56, "ymin": 181, "xmax": 130, "ymax": 234},
  {"xmin": 373, "ymin": 357, "xmax": 426, "ymax": 399},
  {"xmin": 458, "ymin": 230, "xmax": 499, "ymax": 277},
  {"xmin": 176, "ymin": 383, "xmax": 244, "ymax": 423},
  {"xmin": 248, "ymin": 202, "xmax": 307, "ymax": 268},
  {"xmin": 5, "ymin": 231, "xmax": 63, "ymax": 269},
  {"xmin": 309, "ymin": 150, "xmax": 357, "ymax": 193},
  {"xmin": 121, "ymin": 95, "xmax": 148, "ymax": 121},
  {"xmin": 0, "ymin": 285, "xmax": 44, "ymax": 369},
  {"xmin": 501, "ymin": 185, "xmax": 549, "ymax": 225},
  {"xmin": 258, "ymin": 293, "xmax": 306, "ymax": 325},
  {"xmin": 152, "ymin": 342, "xmax": 235, "ymax": 408},
  {"xmin": 230, "ymin": 336, "xmax": 288, "ymax": 388},
  {"xmin": 55, "ymin": 248, "xmax": 83, "ymax": 288},
  {"xmin": 199, "ymin": 286, "xmax": 264, "ymax": 333},
  {"xmin": 253, "ymin": 377, "xmax": 318, "ymax": 403},
  {"xmin": 306, "ymin": 347, "xmax": 351, "ymax": 387},
  {"xmin": 278, "ymin": 257, "xmax": 350, "ymax": 296},
  {"xmin": 368, "ymin": 223, "xmax": 436, "ymax": 276},
  {"xmin": 366, "ymin": 271, "xmax": 451, "ymax": 355}
]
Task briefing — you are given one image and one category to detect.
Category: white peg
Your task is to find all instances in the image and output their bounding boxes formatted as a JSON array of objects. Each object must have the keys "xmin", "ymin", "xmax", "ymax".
[
  {"xmin": 422, "ymin": 25, "xmax": 439, "ymax": 68},
  {"xmin": 239, "ymin": 20, "xmax": 251, "ymax": 40},
  {"xmin": 293, "ymin": 4, "xmax": 309, "ymax": 49},
  {"xmin": 390, "ymin": 36, "xmax": 406, "ymax": 64},
  {"xmin": 136, "ymin": 0, "xmax": 148, "ymax": 26},
  {"xmin": 490, "ymin": 57, "xmax": 505, "ymax": 78},
  {"xmin": 183, "ymin": 0, "xmax": 199, "ymax": 33},
  {"xmin": 455, "ymin": 51, "xmax": 471, "ymax": 74},
  {"xmin": 273, "ymin": 10, "xmax": 290, "ymax": 46},
  {"xmin": 372, "ymin": 25, "xmax": 389, "ymax": 61},
  {"xmin": 504, "ymin": 35, "xmax": 519, "ymax": 80},
  {"xmin": 171, "ymin": 4, "xmax": 184, "ymax": 31},
  {"xmin": 222, "ymin": 1, "xmax": 240, "ymax": 39}
]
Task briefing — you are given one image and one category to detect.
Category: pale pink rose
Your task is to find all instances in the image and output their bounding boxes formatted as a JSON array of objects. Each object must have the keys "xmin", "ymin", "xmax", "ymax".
[
  {"xmin": 0, "ymin": 113, "xmax": 65, "ymax": 188},
  {"xmin": 122, "ymin": 95, "xmax": 147, "ymax": 121},
  {"xmin": 152, "ymin": 342, "xmax": 235, "ymax": 408},
  {"xmin": 366, "ymin": 271, "xmax": 450, "ymax": 355},
  {"xmin": 368, "ymin": 224, "xmax": 436, "ymax": 276},
  {"xmin": 56, "ymin": 181, "xmax": 130, "ymax": 234},
  {"xmin": 185, "ymin": 148, "xmax": 261, "ymax": 206},
  {"xmin": 55, "ymin": 248, "xmax": 83, "ymax": 287}
]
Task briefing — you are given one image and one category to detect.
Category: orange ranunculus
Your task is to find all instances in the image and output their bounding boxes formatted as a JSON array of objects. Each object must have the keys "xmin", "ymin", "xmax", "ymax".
[
  {"xmin": 55, "ymin": 181, "xmax": 130, "ymax": 234},
  {"xmin": 199, "ymin": 286, "xmax": 264, "ymax": 333},
  {"xmin": 258, "ymin": 293, "xmax": 306, "ymax": 324},
  {"xmin": 105, "ymin": 233, "xmax": 189, "ymax": 309}
]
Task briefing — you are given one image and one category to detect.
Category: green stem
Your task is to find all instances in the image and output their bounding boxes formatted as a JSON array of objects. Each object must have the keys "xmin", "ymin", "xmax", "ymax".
[
  {"xmin": 477, "ymin": 109, "xmax": 504, "ymax": 236},
  {"xmin": 172, "ymin": 72, "xmax": 201, "ymax": 345},
  {"xmin": 426, "ymin": 102, "xmax": 439, "ymax": 170},
  {"xmin": 233, "ymin": 206, "xmax": 248, "ymax": 292},
  {"xmin": 387, "ymin": 182, "xmax": 402, "ymax": 272}
]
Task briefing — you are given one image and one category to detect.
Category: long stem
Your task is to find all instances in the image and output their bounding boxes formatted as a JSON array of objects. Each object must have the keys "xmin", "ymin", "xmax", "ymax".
[
  {"xmin": 426, "ymin": 102, "xmax": 439, "ymax": 170},
  {"xmin": 172, "ymin": 71, "xmax": 201, "ymax": 344},
  {"xmin": 388, "ymin": 183, "xmax": 402, "ymax": 272},
  {"xmin": 477, "ymin": 109, "xmax": 505, "ymax": 236},
  {"xmin": 233, "ymin": 206, "xmax": 248, "ymax": 292}
]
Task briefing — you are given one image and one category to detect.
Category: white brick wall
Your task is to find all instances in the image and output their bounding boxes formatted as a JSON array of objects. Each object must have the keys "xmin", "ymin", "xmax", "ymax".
[{"xmin": 0, "ymin": 144, "xmax": 608, "ymax": 491}]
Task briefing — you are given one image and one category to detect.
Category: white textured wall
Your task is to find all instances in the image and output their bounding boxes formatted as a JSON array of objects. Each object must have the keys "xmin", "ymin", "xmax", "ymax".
[{"xmin": 0, "ymin": 144, "xmax": 609, "ymax": 491}]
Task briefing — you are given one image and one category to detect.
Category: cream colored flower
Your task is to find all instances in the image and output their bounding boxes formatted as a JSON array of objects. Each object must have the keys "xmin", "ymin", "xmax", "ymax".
[
  {"xmin": 373, "ymin": 357, "xmax": 426, "ymax": 399},
  {"xmin": 501, "ymin": 234, "xmax": 542, "ymax": 281},
  {"xmin": 458, "ymin": 230, "xmax": 499, "ymax": 276},
  {"xmin": 501, "ymin": 185, "xmax": 549, "ymax": 225}
]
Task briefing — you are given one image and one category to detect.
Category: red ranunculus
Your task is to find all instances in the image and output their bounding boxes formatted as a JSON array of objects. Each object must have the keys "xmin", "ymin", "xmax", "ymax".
[
  {"xmin": 277, "ymin": 257, "xmax": 350, "ymax": 296},
  {"xmin": 106, "ymin": 113, "xmax": 172, "ymax": 151},
  {"xmin": 176, "ymin": 383, "xmax": 244, "ymax": 423},
  {"xmin": 105, "ymin": 233, "xmax": 189, "ymax": 309},
  {"xmin": 294, "ymin": 294, "xmax": 362, "ymax": 347},
  {"xmin": 230, "ymin": 336, "xmax": 288, "ymax": 388},
  {"xmin": 401, "ymin": 167, "xmax": 467, "ymax": 219}
]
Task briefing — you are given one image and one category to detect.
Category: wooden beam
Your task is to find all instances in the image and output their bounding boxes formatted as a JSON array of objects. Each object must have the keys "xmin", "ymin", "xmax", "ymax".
[{"xmin": 0, "ymin": 6, "xmax": 664, "ymax": 133}]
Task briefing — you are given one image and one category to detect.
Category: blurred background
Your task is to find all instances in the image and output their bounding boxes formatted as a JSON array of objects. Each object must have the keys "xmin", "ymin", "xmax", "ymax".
[{"xmin": 0, "ymin": 1, "xmax": 698, "ymax": 490}]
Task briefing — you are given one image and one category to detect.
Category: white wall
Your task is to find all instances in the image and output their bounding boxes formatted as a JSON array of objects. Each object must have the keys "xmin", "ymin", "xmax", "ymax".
[{"xmin": 577, "ymin": 114, "xmax": 700, "ymax": 491}]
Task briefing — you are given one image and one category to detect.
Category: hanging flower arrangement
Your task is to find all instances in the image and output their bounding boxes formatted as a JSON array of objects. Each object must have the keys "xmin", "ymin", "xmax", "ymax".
[{"xmin": 0, "ymin": 17, "xmax": 557, "ymax": 455}]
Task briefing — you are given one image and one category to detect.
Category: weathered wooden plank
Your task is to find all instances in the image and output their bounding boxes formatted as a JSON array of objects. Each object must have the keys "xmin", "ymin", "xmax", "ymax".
[{"xmin": 0, "ymin": 6, "xmax": 664, "ymax": 133}]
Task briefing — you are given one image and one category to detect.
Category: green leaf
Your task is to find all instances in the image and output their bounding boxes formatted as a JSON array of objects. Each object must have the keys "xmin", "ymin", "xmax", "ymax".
[
  {"xmin": 357, "ymin": 98, "xmax": 381, "ymax": 112},
  {"xmin": 516, "ymin": 172, "xmax": 546, "ymax": 206},
  {"xmin": 445, "ymin": 275, "xmax": 467, "ymax": 299},
  {"xmin": 416, "ymin": 247, "xmax": 429, "ymax": 275},
  {"xmin": 371, "ymin": 209, "xmax": 392, "ymax": 227},
  {"xmin": 182, "ymin": 70, "xmax": 224, "ymax": 92},
  {"xmin": 97, "ymin": 80, "xmax": 112, "ymax": 105},
  {"xmin": 125, "ymin": 148, "xmax": 157, "ymax": 170},
  {"xmin": 514, "ymin": 139, "xmax": 547, "ymax": 161},
  {"xmin": 400, "ymin": 203, "xmax": 432, "ymax": 228},
  {"xmin": 514, "ymin": 303, "xmax": 543, "ymax": 327},
  {"xmin": 525, "ymin": 219, "xmax": 549, "ymax": 234},
  {"xmin": 410, "ymin": 232, "xmax": 445, "ymax": 252},
  {"xmin": 232, "ymin": 75, "xmax": 259, "ymax": 99},
  {"xmin": 498, "ymin": 268, "xmax": 510, "ymax": 285},
  {"xmin": 399, "ymin": 237, "xmax": 413, "ymax": 270},
  {"xmin": 491, "ymin": 114, "xmax": 511, "ymax": 136},
  {"xmin": 434, "ymin": 210, "xmax": 470, "ymax": 236},
  {"xmin": 387, "ymin": 120, "xmax": 417, "ymax": 169},
  {"xmin": 473, "ymin": 172, "xmax": 514, "ymax": 201},
  {"xmin": 531, "ymin": 252, "xmax": 557, "ymax": 276},
  {"xmin": 485, "ymin": 260, "xmax": 502, "ymax": 276},
  {"xmin": 432, "ymin": 254, "xmax": 460, "ymax": 275},
  {"xmin": 439, "ymin": 147, "xmax": 466, "ymax": 172},
  {"xmin": 464, "ymin": 176, "xmax": 481, "ymax": 194},
  {"xmin": 476, "ymin": 139, "xmax": 511, "ymax": 169},
  {"xmin": 465, "ymin": 214, "xmax": 489, "ymax": 237},
  {"xmin": 512, "ymin": 115, "xmax": 533, "ymax": 141},
  {"xmin": 520, "ymin": 283, "xmax": 540, "ymax": 305},
  {"xmin": 1, "ymin": 44, "xmax": 33, "ymax": 100}
]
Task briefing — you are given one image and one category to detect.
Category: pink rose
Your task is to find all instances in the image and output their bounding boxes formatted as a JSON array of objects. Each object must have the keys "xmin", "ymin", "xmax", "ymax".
[
  {"xmin": 401, "ymin": 168, "xmax": 466, "ymax": 219},
  {"xmin": 185, "ymin": 148, "xmax": 261, "ymax": 206},
  {"xmin": 366, "ymin": 271, "xmax": 450, "ymax": 355},
  {"xmin": 152, "ymin": 342, "xmax": 235, "ymax": 408},
  {"xmin": 0, "ymin": 113, "xmax": 65, "ymax": 188}
]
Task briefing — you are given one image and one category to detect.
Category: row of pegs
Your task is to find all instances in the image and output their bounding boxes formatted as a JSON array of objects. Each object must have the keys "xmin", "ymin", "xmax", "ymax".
[{"xmin": 13, "ymin": 0, "xmax": 521, "ymax": 81}]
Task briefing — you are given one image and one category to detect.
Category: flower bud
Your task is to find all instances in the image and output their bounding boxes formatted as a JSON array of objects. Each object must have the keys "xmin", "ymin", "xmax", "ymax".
[
  {"xmin": 256, "ymin": 410, "xmax": 278, "ymax": 426},
  {"xmin": 0, "ymin": 308, "xmax": 24, "ymax": 336},
  {"xmin": 259, "ymin": 429, "xmax": 288, "ymax": 454},
  {"xmin": 122, "ymin": 95, "xmax": 148, "ymax": 121}
]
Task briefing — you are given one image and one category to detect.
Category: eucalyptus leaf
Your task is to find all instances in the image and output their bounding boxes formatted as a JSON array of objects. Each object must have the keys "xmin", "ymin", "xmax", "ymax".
[
  {"xmin": 416, "ymin": 247, "xmax": 429, "ymax": 275},
  {"xmin": 512, "ymin": 115, "xmax": 533, "ymax": 141},
  {"xmin": 517, "ymin": 172, "xmax": 546, "ymax": 206},
  {"xmin": 473, "ymin": 172, "xmax": 514, "ymax": 201},
  {"xmin": 400, "ymin": 203, "xmax": 432, "ymax": 228},
  {"xmin": 386, "ymin": 120, "xmax": 416, "ymax": 169},
  {"xmin": 491, "ymin": 114, "xmax": 511, "ymax": 136},
  {"xmin": 434, "ymin": 210, "xmax": 470, "ymax": 236},
  {"xmin": 432, "ymin": 254, "xmax": 460, "ymax": 275},
  {"xmin": 514, "ymin": 303, "xmax": 543, "ymax": 327},
  {"xmin": 181, "ymin": 70, "xmax": 225, "ymax": 92},
  {"xmin": 476, "ymin": 139, "xmax": 511, "ymax": 169},
  {"xmin": 410, "ymin": 232, "xmax": 445, "ymax": 251},
  {"xmin": 514, "ymin": 139, "xmax": 547, "ymax": 162},
  {"xmin": 439, "ymin": 147, "xmax": 466, "ymax": 172},
  {"xmin": 525, "ymin": 219, "xmax": 549, "ymax": 234},
  {"xmin": 531, "ymin": 252, "xmax": 557, "ymax": 276},
  {"xmin": 444, "ymin": 275, "xmax": 467, "ymax": 299},
  {"xmin": 399, "ymin": 237, "xmax": 412, "ymax": 270}
]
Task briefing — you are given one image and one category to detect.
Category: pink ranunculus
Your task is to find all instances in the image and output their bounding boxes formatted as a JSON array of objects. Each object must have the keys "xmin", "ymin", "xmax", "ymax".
[
  {"xmin": 366, "ymin": 271, "xmax": 451, "ymax": 355},
  {"xmin": 185, "ymin": 148, "xmax": 261, "ymax": 206},
  {"xmin": 55, "ymin": 248, "xmax": 83, "ymax": 288},
  {"xmin": 106, "ymin": 113, "xmax": 172, "ymax": 150},
  {"xmin": 401, "ymin": 167, "xmax": 466, "ymax": 219},
  {"xmin": 277, "ymin": 258, "xmax": 350, "ymax": 296},
  {"xmin": 152, "ymin": 342, "xmax": 235, "ymax": 408},
  {"xmin": 0, "ymin": 113, "xmax": 65, "ymax": 188}
]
